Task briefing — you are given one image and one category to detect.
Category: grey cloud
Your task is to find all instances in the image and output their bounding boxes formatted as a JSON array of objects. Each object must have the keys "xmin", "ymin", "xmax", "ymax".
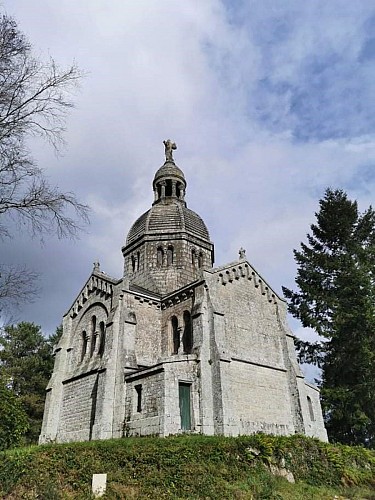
[{"xmin": 2, "ymin": 1, "xmax": 375, "ymax": 345}]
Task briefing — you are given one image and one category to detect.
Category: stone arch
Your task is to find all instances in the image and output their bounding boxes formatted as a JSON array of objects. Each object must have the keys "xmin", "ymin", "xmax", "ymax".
[
  {"xmin": 171, "ymin": 315, "xmax": 179, "ymax": 354},
  {"xmin": 182, "ymin": 310, "xmax": 193, "ymax": 354},
  {"xmin": 75, "ymin": 303, "xmax": 109, "ymax": 365}
]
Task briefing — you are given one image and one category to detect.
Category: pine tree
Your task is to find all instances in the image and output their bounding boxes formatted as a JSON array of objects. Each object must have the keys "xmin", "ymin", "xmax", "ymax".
[{"xmin": 283, "ymin": 189, "xmax": 375, "ymax": 447}]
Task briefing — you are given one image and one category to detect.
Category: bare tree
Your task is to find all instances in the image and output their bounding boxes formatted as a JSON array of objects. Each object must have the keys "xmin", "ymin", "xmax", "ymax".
[{"xmin": 0, "ymin": 14, "xmax": 89, "ymax": 311}]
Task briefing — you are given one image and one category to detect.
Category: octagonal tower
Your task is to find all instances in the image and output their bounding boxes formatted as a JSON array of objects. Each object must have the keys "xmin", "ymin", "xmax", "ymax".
[{"xmin": 122, "ymin": 141, "xmax": 214, "ymax": 296}]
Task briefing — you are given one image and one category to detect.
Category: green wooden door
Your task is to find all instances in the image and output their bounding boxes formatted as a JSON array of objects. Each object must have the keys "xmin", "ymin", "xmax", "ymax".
[{"xmin": 179, "ymin": 383, "xmax": 191, "ymax": 430}]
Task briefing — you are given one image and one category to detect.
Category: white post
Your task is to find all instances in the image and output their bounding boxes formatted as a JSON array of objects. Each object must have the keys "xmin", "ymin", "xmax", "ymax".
[{"xmin": 92, "ymin": 474, "xmax": 107, "ymax": 498}]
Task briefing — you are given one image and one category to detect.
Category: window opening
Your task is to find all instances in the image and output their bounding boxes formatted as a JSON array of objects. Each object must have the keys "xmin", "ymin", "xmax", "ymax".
[
  {"xmin": 191, "ymin": 249, "xmax": 196, "ymax": 265},
  {"xmin": 137, "ymin": 251, "xmax": 140, "ymax": 270},
  {"xmin": 167, "ymin": 245, "xmax": 174, "ymax": 265},
  {"xmin": 183, "ymin": 311, "xmax": 193, "ymax": 354},
  {"xmin": 90, "ymin": 316, "xmax": 97, "ymax": 356},
  {"xmin": 131, "ymin": 255, "xmax": 136, "ymax": 272},
  {"xmin": 135, "ymin": 384, "xmax": 142, "ymax": 413},
  {"xmin": 172, "ymin": 316, "xmax": 179, "ymax": 354},
  {"xmin": 157, "ymin": 247, "xmax": 164, "ymax": 267},
  {"xmin": 81, "ymin": 331, "xmax": 87, "ymax": 361},
  {"xmin": 98, "ymin": 321, "xmax": 106, "ymax": 356},
  {"xmin": 307, "ymin": 396, "xmax": 315, "ymax": 421},
  {"xmin": 179, "ymin": 382, "xmax": 192, "ymax": 430},
  {"xmin": 198, "ymin": 252, "xmax": 203, "ymax": 268},
  {"xmin": 165, "ymin": 179, "xmax": 172, "ymax": 197}
]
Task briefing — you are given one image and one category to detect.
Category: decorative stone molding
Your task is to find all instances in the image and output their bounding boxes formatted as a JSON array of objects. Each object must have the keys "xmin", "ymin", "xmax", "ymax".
[
  {"xmin": 161, "ymin": 287, "xmax": 194, "ymax": 310},
  {"xmin": 216, "ymin": 263, "xmax": 277, "ymax": 304}
]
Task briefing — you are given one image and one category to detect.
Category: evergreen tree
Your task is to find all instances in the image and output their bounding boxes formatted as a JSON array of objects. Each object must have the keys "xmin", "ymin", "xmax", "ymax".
[
  {"xmin": 0, "ymin": 322, "xmax": 61, "ymax": 444},
  {"xmin": 0, "ymin": 378, "xmax": 29, "ymax": 450},
  {"xmin": 283, "ymin": 189, "xmax": 375, "ymax": 447}
]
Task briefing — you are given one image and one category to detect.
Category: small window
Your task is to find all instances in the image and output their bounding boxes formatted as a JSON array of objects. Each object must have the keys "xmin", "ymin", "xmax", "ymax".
[
  {"xmin": 81, "ymin": 331, "xmax": 87, "ymax": 361},
  {"xmin": 198, "ymin": 252, "xmax": 203, "ymax": 268},
  {"xmin": 191, "ymin": 249, "xmax": 196, "ymax": 265},
  {"xmin": 167, "ymin": 245, "xmax": 174, "ymax": 265},
  {"xmin": 98, "ymin": 321, "xmax": 106, "ymax": 356},
  {"xmin": 135, "ymin": 384, "xmax": 142, "ymax": 413},
  {"xmin": 172, "ymin": 316, "xmax": 179, "ymax": 354},
  {"xmin": 307, "ymin": 396, "xmax": 315, "ymax": 421},
  {"xmin": 137, "ymin": 251, "xmax": 140, "ymax": 270},
  {"xmin": 183, "ymin": 311, "xmax": 193, "ymax": 354},
  {"xmin": 131, "ymin": 255, "xmax": 136, "ymax": 272},
  {"xmin": 157, "ymin": 247, "xmax": 164, "ymax": 267},
  {"xmin": 90, "ymin": 316, "xmax": 97, "ymax": 357}
]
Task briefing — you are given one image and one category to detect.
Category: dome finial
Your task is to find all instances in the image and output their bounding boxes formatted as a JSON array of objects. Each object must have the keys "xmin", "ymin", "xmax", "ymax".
[{"xmin": 163, "ymin": 139, "xmax": 177, "ymax": 163}]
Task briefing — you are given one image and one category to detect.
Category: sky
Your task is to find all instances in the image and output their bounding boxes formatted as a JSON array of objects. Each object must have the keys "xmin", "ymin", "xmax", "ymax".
[{"xmin": 1, "ymin": 1, "xmax": 375, "ymax": 379}]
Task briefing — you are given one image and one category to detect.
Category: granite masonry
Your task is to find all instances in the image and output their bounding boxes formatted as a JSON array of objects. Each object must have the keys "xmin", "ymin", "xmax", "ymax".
[{"xmin": 39, "ymin": 141, "xmax": 327, "ymax": 444}]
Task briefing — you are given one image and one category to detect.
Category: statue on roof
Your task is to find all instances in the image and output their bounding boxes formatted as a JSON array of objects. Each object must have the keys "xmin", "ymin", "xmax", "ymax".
[{"xmin": 163, "ymin": 139, "xmax": 177, "ymax": 162}]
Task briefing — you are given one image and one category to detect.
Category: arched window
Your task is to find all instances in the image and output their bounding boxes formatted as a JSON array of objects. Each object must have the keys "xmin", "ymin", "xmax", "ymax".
[
  {"xmin": 90, "ymin": 316, "xmax": 97, "ymax": 356},
  {"xmin": 131, "ymin": 255, "xmax": 136, "ymax": 272},
  {"xmin": 81, "ymin": 331, "xmax": 87, "ymax": 361},
  {"xmin": 167, "ymin": 245, "xmax": 174, "ymax": 265},
  {"xmin": 307, "ymin": 396, "xmax": 315, "ymax": 421},
  {"xmin": 157, "ymin": 247, "xmax": 164, "ymax": 267},
  {"xmin": 171, "ymin": 316, "xmax": 179, "ymax": 354},
  {"xmin": 191, "ymin": 248, "xmax": 196, "ymax": 265},
  {"xmin": 137, "ymin": 251, "xmax": 140, "ymax": 270},
  {"xmin": 183, "ymin": 311, "xmax": 193, "ymax": 354},
  {"xmin": 198, "ymin": 252, "xmax": 204, "ymax": 268},
  {"xmin": 98, "ymin": 321, "xmax": 106, "ymax": 357}
]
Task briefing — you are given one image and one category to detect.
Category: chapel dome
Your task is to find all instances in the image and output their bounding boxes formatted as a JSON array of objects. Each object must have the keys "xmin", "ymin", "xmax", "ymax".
[
  {"xmin": 126, "ymin": 201, "xmax": 210, "ymax": 246},
  {"xmin": 153, "ymin": 161, "xmax": 186, "ymax": 187}
]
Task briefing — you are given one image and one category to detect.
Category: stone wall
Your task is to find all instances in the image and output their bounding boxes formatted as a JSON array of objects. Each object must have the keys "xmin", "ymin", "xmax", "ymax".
[
  {"xmin": 58, "ymin": 370, "xmax": 105, "ymax": 442},
  {"xmin": 124, "ymin": 293, "xmax": 162, "ymax": 367},
  {"xmin": 204, "ymin": 262, "xmax": 311, "ymax": 437},
  {"xmin": 124, "ymin": 367, "xmax": 164, "ymax": 436},
  {"xmin": 225, "ymin": 360, "xmax": 295, "ymax": 435},
  {"xmin": 302, "ymin": 382, "xmax": 328, "ymax": 441}
]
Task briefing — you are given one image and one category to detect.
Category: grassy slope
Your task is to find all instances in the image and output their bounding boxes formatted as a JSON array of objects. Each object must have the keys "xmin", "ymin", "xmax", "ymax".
[{"xmin": 0, "ymin": 434, "xmax": 375, "ymax": 499}]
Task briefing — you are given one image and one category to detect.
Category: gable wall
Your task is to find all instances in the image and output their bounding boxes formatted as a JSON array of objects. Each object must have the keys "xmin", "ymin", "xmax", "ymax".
[{"xmin": 205, "ymin": 264, "xmax": 297, "ymax": 434}]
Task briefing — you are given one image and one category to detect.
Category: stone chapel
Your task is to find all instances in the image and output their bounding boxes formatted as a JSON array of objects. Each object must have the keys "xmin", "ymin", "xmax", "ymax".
[{"xmin": 39, "ymin": 141, "xmax": 327, "ymax": 444}]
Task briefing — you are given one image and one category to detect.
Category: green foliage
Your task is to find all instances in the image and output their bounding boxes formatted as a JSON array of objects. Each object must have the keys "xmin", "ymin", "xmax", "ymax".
[
  {"xmin": 0, "ymin": 434, "xmax": 374, "ymax": 499},
  {"xmin": 283, "ymin": 189, "xmax": 375, "ymax": 447},
  {"xmin": 0, "ymin": 379, "xmax": 29, "ymax": 451},
  {"xmin": 0, "ymin": 322, "xmax": 61, "ymax": 445}
]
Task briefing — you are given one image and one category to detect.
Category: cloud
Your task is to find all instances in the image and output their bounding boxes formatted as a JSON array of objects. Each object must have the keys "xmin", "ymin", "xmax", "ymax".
[{"xmin": 1, "ymin": 0, "xmax": 374, "ymax": 343}]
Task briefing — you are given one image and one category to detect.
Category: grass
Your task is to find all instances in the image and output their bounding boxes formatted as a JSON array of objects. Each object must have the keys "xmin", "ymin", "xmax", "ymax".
[{"xmin": 0, "ymin": 434, "xmax": 374, "ymax": 499}]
